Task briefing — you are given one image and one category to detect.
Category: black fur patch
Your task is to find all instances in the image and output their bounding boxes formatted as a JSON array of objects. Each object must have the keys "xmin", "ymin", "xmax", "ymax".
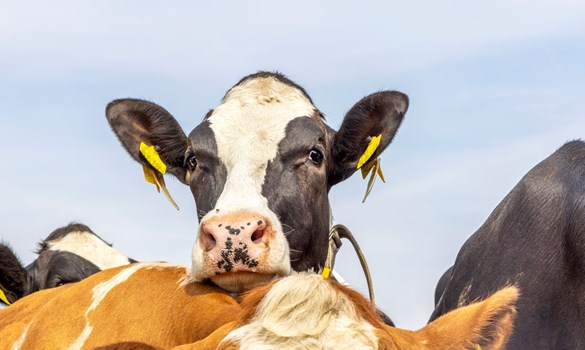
[{"xmin": 430, "ymin": 140, "xmax": 585, "ymax": 348}]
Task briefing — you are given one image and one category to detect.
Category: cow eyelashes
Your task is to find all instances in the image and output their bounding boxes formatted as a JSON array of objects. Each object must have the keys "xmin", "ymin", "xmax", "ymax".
[
  {"xmin": 50, "ymin": 276, "xmax": 65, "ymax": 287},
  {"xmin": 187, "ymin": 156, "xmax": 198, "ymax": 170},
  {"xmin": 309, "ymin": 148, "xmax": 324, "ymax": 165}
]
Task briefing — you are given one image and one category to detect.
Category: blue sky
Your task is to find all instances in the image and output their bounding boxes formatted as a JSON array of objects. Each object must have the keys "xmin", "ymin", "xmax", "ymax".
[{"xmin": 1, "ymin": 1, "xmax": 584, "ymax": 328}]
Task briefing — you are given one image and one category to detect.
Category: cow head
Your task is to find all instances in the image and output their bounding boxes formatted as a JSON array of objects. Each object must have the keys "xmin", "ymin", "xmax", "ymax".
[
  {"xmin": 107, "ymin": 72, "xmax": 408, "ymax": 292},
  {"xmin": 0, "ymin": 223, "xmax": 133, "ymax": 302}
]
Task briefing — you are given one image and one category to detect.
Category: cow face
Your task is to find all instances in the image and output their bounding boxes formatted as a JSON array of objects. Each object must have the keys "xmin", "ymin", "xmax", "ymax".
[
  {"xmin": 25, "ymin": 250, "xmax": 100, "ymax": 293},
  {"xmin": 107, "ymin": 72, "xmax": 408, "ymax": 292},
  {"xmin": 0, "ymin": 223, "xmax": 133, "ymax": 301}
]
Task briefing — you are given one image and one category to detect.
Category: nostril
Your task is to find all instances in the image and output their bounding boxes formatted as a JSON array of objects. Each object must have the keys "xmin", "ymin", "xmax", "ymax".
[
  {"xmin": 201, "ymin": 231, "xmax": 217, "ymax": 252},
  {"xmin": 251, "ymin": 228, "xmax": 265, "ymax": 244}
]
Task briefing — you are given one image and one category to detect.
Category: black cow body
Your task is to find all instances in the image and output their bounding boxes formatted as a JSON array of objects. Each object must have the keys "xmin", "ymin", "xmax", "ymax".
[
  {"xmin": 431, "ymin": 140, "xmax": 585, "ymax": 349},
  {"xmin": 0, "ymin": 223, "xmax": 133, "ymax": 304}
]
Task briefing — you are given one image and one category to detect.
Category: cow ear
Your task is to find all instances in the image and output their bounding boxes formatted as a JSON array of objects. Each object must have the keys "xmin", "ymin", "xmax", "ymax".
[
  {"xmin": 0, "ymin": 243, "xmax": 28, "ymax": 304},
  {"xmin": 414, "ymin": 286, "xmax": 519, "ymax": 349},
  {"xmin": 329, "ymin": 91, "xmax": 408, "ymax": 186},
  {"xmin": 106, "ymin": 99, "xmax": 190, "ymax": 184}
]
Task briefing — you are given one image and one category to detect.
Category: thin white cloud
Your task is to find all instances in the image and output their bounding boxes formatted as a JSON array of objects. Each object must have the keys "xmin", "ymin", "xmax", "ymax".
[{"xmin": 1, "ymin": 1, "xmax": 583, "ymax": 82}]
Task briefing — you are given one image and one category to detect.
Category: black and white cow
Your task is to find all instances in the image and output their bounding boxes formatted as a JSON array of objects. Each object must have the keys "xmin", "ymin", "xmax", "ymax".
[
  {"xmin": 0, "ymin": 223, "xmax": 134, "ymax": 305},
  {"xmin": 430, "ymin": 140, "xmax": 585, "ymax": 349},
  {"xmin": 107, "ymin": 71, "xmax": 408, "ymax": 294}
]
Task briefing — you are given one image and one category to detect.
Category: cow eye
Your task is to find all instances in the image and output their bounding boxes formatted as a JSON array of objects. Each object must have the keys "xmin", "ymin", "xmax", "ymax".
[
  {"xmin": 52, "ymin": 277, "xmax": 66, "ymax": 287},
  {"xmin": 187, "ymin": 156, "xmax": 197, "ymax": 170},
  {"xmin": 309, "ymin": 149, "xmax": 324, "ymax": 165}
]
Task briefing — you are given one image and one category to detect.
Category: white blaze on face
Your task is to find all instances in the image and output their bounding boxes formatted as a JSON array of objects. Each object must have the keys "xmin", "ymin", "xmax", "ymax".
[
  {"xmin": 68, "ymin": 263, "xmax": 175, "ymax": 350},
  {"xmin": 47, "ymin": 231, "xmax": 131, "ymax": 270},
  {"xmin": 192, "ymin": 76, "xmax": 316, "ymax": 280},
  {"xmin": 210, "ymin": 76, "xmax": 315, "ymax": 212}
]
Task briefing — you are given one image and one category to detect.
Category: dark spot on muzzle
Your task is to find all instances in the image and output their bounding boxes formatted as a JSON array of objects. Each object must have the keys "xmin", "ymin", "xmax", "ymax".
[
  {"xmin": 216, "ymin": 237, "xmax": 259, "ymax": 272},
  {"xmin": 225, "ymin": 225, "xmax": 241, "ymax": 235}
]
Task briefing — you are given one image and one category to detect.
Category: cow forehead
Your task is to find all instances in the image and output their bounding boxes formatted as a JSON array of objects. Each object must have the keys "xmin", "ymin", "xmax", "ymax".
[
  {"xmin": 209, "ymin": 76, "xmax": 316, "ymax": 166},
  {"xmin": 46, "ymin": 231, "xmax": 130, "ymax": 271},
  {"xmin": 205, "ymin": 77, "xmax": 317, "ymax": 209}
]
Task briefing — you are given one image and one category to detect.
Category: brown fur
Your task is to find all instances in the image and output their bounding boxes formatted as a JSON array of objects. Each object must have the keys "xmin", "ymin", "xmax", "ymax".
[
  {"xmin": 174, "ymin": 278, "xmax": 518, "ymax": 350},
  {"xmin": 0, "ymin": 270, "xmax": 517, "ymax": 350},
  {"xmin": 327, "ymin": 279, "xmax": 386, "ymax": 328},
  {"xmin": 0, "ymin": 264, "xmax": 242, "ymax": 350},
  {"xmin": 375, "ymin": 287, "xmax": 519, "ymax": 350},
  {"xmin": 235, "ymin": 278, "xmax": 279, "ymax": 325}
]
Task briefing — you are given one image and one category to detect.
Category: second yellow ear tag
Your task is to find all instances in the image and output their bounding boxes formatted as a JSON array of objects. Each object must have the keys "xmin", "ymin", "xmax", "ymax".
[
  {"xmin": 360, "ymin": 157, "xmax": 386, "ymax": 203},
  {"xmin": 357, "ymin": 134, "xmax": 382, "ymax": 169},
  {"xmin": 357, "ymin": 134, "xmax": 386, "ymax": 202}
]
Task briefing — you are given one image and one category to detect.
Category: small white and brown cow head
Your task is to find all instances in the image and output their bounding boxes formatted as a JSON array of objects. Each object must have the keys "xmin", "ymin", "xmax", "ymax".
[{"xmin": 107, "ymin": 72, "xmax": 408, "ymax": 292}]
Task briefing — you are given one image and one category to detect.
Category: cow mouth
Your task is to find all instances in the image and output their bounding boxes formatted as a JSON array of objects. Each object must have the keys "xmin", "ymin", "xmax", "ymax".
[{"xmin": 210, "ymin": 271, "xmax": 277, "ymax": 293}]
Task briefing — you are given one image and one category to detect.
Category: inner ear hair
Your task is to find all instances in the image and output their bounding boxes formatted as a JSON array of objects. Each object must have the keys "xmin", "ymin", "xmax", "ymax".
[
  {"xmin": 106, "ymin": 98, "xmax": 190, "ymax": 183},
  {"xmin": 330, "ymin": 91, "xmax": 408, "ymax": 185}
]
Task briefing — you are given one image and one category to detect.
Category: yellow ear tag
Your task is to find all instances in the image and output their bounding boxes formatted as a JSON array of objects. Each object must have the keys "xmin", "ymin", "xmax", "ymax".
[
  {"xmin": 139, "ymin": 142, "xmax": 179, "ymax": 210},
  {"xmin": 474, "ymin": 345, "xmax": 482, "ymax": 350},
  {"xmin": 321, "ymin": 267, "xmax": 332, "ymax": 279},
  {"xmin": 142, "ymin": 165, "xmax": 160, "ymax": 192},
  {"xmin": 357, "ymin": 134, "xmax": 382, "ymax": 169},
  {"xmin": 0, "ymin": 289, "xmax": 11, "ymax": 306},
  {"xmin": 141, "ymin": 165, "xmax": 180, "ymax": 210},
  {"xmin": 361, "ymin": 157, "xmax": 386, "ymax": 203},
  {"xmin": 139, "ymin": 142, "xmax": 167, "ymax": 174}
]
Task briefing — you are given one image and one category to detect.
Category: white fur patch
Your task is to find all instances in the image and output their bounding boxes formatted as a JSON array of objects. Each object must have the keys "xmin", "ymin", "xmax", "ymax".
[
  {"xmin": 209, "ymin": 76, "xmax": 314, "ymax": 214},
  {"xmin": 67, "ymin": 263, "xmax": 166, "ymax": 349},
  {"xmin": 191, "ymin": 76, "xmax": 315, "ymax": 283},
  {"xmin": 11, "ymin": 322, "xmax": 31, "ymax": 350},
  {"xmin": 223, "ymin": 273, "xmax": 379, "ymax": 349},
  {"xmin": 457, "ymin": 279, "xmax": 474, "ymax": 308},
  {"xmin": 47, "ymin": 230, "xmax": 131, "ymax": 270}
]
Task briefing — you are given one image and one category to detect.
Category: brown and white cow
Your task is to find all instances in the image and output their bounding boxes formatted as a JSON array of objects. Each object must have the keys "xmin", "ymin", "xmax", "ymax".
[
  {"xmin": 106, "ymin": 71, "xmax": 409, "ymax": 293},
  {"xmin": 0, "ymin": 264, "xmax": 518, "ymax": 349},
  {"xmin": 0, "ymin": 264, "xmax": 239, "ymax": 349}
]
